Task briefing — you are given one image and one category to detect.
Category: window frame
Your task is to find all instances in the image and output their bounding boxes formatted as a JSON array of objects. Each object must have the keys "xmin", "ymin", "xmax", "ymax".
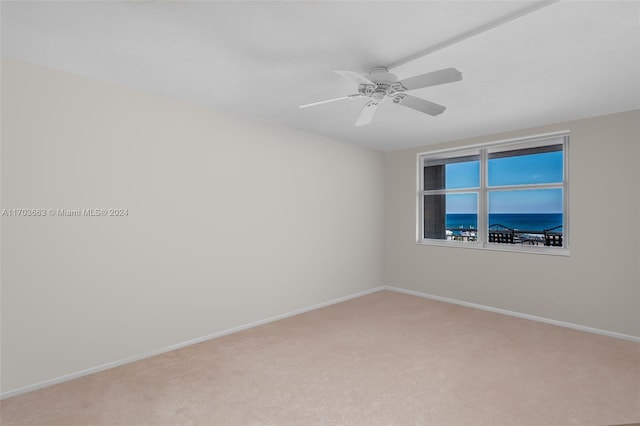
[{"xmin": 416, "ymin": 131, "xmax": 569, "ymax": 256}]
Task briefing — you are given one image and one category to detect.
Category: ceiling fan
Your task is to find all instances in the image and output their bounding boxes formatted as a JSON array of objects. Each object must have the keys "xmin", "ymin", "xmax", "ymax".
[
  {"xmin": 299, "ymin": 66, "xmax": 462, "ymax": 126},
  {"xmin": 297, "ymin": 1, "xmax": 560, "ymax": 128}
]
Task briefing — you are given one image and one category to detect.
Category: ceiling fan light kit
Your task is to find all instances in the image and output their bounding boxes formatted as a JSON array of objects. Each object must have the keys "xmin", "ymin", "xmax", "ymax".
[{"xmin": 300, "ymin": 66, "xmax": 463, "ymax": 126}]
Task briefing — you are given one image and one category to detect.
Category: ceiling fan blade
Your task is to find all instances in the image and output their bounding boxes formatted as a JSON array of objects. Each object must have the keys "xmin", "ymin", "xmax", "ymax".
[
  {"xmin": 399, "ymin": 68, "xmax": 462, "ymax": 91},
  {"xmin": 355, "ymin": 99, "xmax": 381, "ymax": 127},
  {"xmin": 299, "ymin": 94, "xmax": 363, "ymax": 109},
  {"xmin": 394, "ymin": 94, "xmax": 446, "ymax": 116},
  {"xmin": 333, "ymin": 69, "xmax": 375, "ymax": 86}
]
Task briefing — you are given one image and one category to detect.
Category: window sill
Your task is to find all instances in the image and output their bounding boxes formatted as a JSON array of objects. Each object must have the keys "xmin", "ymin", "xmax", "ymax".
[{"xmin": 416, "ymin": 240, "xmax": 570, "ymax": 256}]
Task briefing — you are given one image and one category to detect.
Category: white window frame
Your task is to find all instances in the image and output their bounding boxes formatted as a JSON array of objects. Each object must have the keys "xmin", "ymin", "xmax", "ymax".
[{"xmin": 416, "ymin": 131, "xmax": 569, "ymax": 256}]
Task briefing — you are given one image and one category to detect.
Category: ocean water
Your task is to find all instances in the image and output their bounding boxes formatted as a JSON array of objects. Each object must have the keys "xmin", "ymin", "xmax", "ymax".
[{"xmin": 446, "ymin": 213, "xmax": 562, "ymax": 232}]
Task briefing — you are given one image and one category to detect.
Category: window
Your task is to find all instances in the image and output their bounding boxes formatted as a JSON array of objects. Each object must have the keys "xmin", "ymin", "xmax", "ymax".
[{"xmin": 417, "ymin": 132, "xmax": 568, "ymax": 254}]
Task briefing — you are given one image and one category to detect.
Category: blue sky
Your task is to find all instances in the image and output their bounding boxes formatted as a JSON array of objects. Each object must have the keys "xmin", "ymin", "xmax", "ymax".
[{"xmin": 445, "ymin": 151, "xmax": 563, "ymax": 214}]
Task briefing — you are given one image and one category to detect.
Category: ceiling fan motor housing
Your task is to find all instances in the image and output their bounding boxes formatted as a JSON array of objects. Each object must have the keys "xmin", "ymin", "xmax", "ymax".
[{"xmin": 359, "ymin": 67, "xmax": 404, "ymax": 98}]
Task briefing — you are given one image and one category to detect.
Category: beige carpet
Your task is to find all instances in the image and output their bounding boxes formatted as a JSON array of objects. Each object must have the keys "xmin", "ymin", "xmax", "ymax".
[{"xmin": 1, "ymin": 290, "xmax": 639, "ymax": 425}]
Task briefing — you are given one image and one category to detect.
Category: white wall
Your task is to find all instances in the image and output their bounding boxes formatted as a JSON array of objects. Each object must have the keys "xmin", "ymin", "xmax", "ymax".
[
  {"xmin": 0, "ymin": 60, "xmax": 385, "ymax": 394},
  {"xmin": 385, "ymin": 110, "xmax": 640, "ymax": 338}
]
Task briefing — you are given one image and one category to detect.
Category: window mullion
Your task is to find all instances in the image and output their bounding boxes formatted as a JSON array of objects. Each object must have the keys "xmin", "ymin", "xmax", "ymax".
[
  {"xmin": 422, "ymin": 188, "xmax": 479, "ymax": 195},
  {"xmin": 487, "ymin": 182, "xmax": 563, "ymax": 192},
  {"xmin": 479, "ymin": 148, "xmax": 488, "ymax": 244}
]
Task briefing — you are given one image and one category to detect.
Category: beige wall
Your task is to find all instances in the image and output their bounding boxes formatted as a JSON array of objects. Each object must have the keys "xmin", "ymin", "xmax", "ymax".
[
  {"xmin": 385, "ymin": 110, "xmax": 640, "ymax": 338},
  {"xmin": 0, "ymin": 60, "xmax": 384, "ymax": 394}
]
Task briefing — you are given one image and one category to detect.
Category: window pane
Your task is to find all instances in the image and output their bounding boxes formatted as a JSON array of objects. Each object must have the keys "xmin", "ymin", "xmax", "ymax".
[
  {"xmin": 488, "ymin": 146, "xmax": 563, "ymax": 186},
  {"xmin": 423, "ymin": 151, "xmax": 479, "ymax": 190},
  {"xmin": 488, "ymin": 189, "xmax": 563, "ymax": 232},
  {"xmin": 424, "ymin": 193, "xmax": 477, "ymax": 241},
  {"xmin": 446, "ymin": 161, "xmax": 480, "ymax": 189}
]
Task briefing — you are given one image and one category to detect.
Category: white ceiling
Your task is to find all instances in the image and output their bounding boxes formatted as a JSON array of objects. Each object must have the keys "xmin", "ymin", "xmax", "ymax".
[{"xmin": 2, "ymin": 1, "xmax": 639, "ymax": 151}]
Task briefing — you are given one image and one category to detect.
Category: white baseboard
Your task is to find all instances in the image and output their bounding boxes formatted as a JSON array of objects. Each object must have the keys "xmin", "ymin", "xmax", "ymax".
[
  {"xmin": 0, "ymin": 286, "xmax": 385, "ymax": 400},
  {"xmin": 382, "ymin": 285, "xmax": 640, "ymax": 343}
]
